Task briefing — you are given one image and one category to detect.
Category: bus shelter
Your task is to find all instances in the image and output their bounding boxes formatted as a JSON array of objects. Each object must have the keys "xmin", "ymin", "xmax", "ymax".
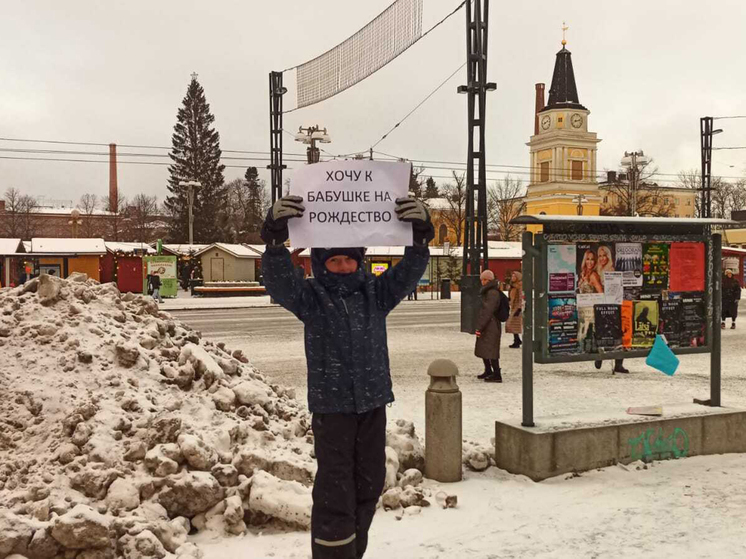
[{"xmin": 493, "ymin": 215, "xmax": 746, "ymax": 480}]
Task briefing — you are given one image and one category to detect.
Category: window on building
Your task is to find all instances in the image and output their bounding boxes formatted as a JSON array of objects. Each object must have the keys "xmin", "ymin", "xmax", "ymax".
[
  {"xmin": 438, "ymin": 224, "xmax": 448, "ymax": 245},
  {"xmin": 603, "ymin": 196, "xmax": 608, "ymax": 203},
  {"xmin": 676, "ymin": 198, "xmax": 680, "ymax": 205},
  {"xmin": 540, "ymin": 162, "xmax": 550, "ymax": 183},
  {"xmin": 571, "ymin": 160, "xmax": 583, "ymax": 181},
  {"xmin": 686, "ymin": 199, "xmax": 691, "ymax": 206}
]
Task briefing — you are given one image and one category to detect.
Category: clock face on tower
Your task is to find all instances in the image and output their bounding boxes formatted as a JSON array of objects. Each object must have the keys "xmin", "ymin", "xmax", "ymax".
[
  {"xmin": 541, "ymin": 115, "xmax": 551, "ymax": 130},
  {"xmin": 571, "ymin": 113, "xmax": 583, "ymax": 128}
]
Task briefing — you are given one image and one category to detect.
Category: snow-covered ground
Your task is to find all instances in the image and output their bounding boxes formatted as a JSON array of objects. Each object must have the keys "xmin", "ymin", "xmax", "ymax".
[
  {"xmin": 191, "ymin": 299, "xmax": 746, "ymax": 559},
  {"xmin": 196, "ymin": 452, "xmax": 746, "ymax": 559}
]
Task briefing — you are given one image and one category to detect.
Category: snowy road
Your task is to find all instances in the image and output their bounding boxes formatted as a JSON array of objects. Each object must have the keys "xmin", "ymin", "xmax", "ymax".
[{"xmin": 170, "ymin": 299, "xmax": 746, "ymax": 444}]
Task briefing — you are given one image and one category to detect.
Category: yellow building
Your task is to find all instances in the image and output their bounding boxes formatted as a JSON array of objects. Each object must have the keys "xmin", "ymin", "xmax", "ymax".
[{"xmin": 524, "ymin": 39, "xmax": 601, "ymax": 227}]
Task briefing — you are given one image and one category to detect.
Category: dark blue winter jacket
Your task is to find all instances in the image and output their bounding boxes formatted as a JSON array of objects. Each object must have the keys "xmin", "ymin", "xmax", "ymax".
[{"xmin": 261, "ymin": 245, "xmax": 429, "ymax": 414}]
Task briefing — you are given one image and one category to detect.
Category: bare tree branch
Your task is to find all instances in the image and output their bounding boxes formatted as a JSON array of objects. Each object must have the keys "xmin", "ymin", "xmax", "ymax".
[{"xmin": 487, "ymin": 175, "xmax": 526, "ymax": 241}]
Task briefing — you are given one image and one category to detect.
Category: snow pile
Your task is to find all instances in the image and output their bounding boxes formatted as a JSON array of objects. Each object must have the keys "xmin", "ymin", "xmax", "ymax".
[{"xmin": 0, "ymin": 273, "xmax": 315, "ymax": 558}]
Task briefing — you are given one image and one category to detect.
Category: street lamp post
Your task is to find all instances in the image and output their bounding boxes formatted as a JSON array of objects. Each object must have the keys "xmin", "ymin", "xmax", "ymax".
[
  {"xmin": 572, "ymin": 194, "xmax": 588, "ymax": 216},
  {"xmin": 621, "ymin": 150, "xmax": 650, "ymax": 216},
  {"xmin": 179, "ymin": 180, "xmax": 202, "ymax": 245},
  {"xmin": 294, "ymin": 125, "xmax": 331, "ymax": 164},
  {"xmin": 700, "ymin": 117, "xmax": 724, "ymax": 219},
  {"xmin": 68, "ymin": 209, "xmax": 83, "ymax": 238}
]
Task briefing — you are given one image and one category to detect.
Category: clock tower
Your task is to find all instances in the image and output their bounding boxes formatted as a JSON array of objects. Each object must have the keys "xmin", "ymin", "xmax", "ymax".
[{"xmin": 525, "ymin": 36, "xmax": 601, "ymax": 221}]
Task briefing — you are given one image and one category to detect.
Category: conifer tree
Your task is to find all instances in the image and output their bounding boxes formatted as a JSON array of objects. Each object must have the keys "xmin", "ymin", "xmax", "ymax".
[
  {"xmin": 164, "ymin": 75, "xmax": 227, "ymax": 243},
  {"xmin": 424, "ymin": 177, "xmax": 439, "ymax": 199}
]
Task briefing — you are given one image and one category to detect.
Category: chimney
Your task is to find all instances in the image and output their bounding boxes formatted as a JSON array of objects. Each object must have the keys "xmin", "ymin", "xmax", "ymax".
[
  {"xmin": 534, "ymin": 83, "xmax": 546, "ymax": 135},
  {"xmin": 109, "ymin": 143, "xmax": 118, "ymax": 213},
  {"xmin": 607, "ymin": 170, "xmax": 617, "ymax": 183},
  {"xmin": 0, "ymin": 200, "xmax": 5, "ymax": 213}
]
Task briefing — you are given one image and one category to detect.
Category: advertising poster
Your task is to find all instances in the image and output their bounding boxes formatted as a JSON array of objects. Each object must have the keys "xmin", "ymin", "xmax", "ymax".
[
  {"xmin": 548, "ymin": 244, "xmax": 576, "ymax": 293},
  {"xmin": 621, "ymin": 300, "xmax": 634, "ymax": 348},
  {"xmin": 632, "ymin": 300, "xmax": 659, "ymax": 347},
  {"xmin": 603, "ymin": 272, "xmax": 624, "ymax": 305},
  {"xmin": 669, "ymin": 242, "xmax": 705, "ymax": 292},
  {"xmin": 143, "ymin": 256, "xmax": 178, "ymax": 297},
  {"xmin": 642, "ymin": 243, "xmax": 670, "ymax": 289},
  {"xmin": 577, "ymin": 306, "xmax": 596, "ymax": 353},
  {"xmin": 548, "ymin": 297, "xmax": 579, "ymax": 354},
  {"xmin": 678, "ymin": 295, "xmax": 706, "ymax": 347},
  {"xmin": 594, "ymin": 304, "xmax": 623, "ymax": 350},
  {"xmin": 615, "ymin": 242, "xmax": 643, "ymax": 287},
  {"xmin": 576, "ymin": 243, "xmax": 603, "ymax": 295},
  {"xmin": 659, "ymin": 299, "xmax": 684, "ymax": 347},
  {"xmin": 371, "ymin": 262, "xmax": 389, "ymax": 276}
]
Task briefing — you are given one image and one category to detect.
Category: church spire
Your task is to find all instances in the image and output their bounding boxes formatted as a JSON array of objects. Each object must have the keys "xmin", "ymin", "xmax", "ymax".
[{"xmin": 544, "ymin": 40, "xmax": 586, "ymax": 111}]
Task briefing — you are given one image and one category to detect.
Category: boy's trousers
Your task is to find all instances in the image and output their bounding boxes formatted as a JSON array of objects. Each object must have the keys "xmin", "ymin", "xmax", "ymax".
[{"xmin": 311, "ymin": 406, "xmax": 387, "ymax": 559}]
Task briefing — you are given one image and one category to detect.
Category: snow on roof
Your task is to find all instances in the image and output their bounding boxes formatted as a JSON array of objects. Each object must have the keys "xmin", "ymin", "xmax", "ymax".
[
  {"xmin": 30, "ymin": 238, "xmax": 106, "ymax": 254},
  {"xmin": 161, "ymin": 244, "xmax": 209, "ymax": 256},
  {"xmin": 22, "ymin": 241, "xmax": 31, "ymax": 252},
  {"xmin": 105, "ymin": 242, "xmax": 156, "ymax": 254},
  {"xmin": 513, "ymin": 215, "xmax": 736, "ymax": 225},
  {"xmin": 243, "ymin": 244, "xmax": 266, "ymax": 255},
  {"xmin": 196, "ymin": 243, "xmax": 261, "ymax": 258},
  {"xmin": 0, "ymin": 238, "xmax": 24, "ymax": 255},
  {"xmin": 35, "ymin": 207, "xmax": 114, "ymax": 217},
  {"xmin": 488, "ymin": 241, "xmax": 523, "ymax": 259}
]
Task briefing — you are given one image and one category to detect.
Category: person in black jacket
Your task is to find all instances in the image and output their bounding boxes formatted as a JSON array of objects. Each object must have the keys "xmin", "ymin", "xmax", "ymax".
[
  {"xmin": 261, "ymin": 194, "xmax": 433, "ymax": 559},
  {"xmin": 150, "ymin": 273, "xmax": 163, "ymax": 303},
  {"xmin": 722, "ymin": 269, "xmax": 741, "ymax": 329}
]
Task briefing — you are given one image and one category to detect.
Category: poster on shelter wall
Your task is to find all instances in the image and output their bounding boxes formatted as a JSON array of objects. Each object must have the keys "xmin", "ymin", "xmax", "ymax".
[
  {"xmin": 632, "ymin": 300, "xmax": 659, "ymax": 347},
  {"xmin": 288, "ymin": 160, "xmax": 412, "ymax": 248},
  {"xmin": 548, "ymin": 297, "xmax": 579, "ymax": 354},
  {"xmin": 642, "ymin": 243, "xmax": 670, "ymax": 289},
  {"xmin": 577, "ymin": 306, "xmax": 596, "ymax": 353},
  {"xmin": 659, "ymin": 299, "xmax": 684, "ymax": 347},
  {"xmin": 594, "ymin": 304, "xmax": 623, "ymax": 350},
  {"xmin": 669, "ymin": 242, "xmax": 705, "ymax": 292},
  {"xmin": 621, "ymin": 300, "xmax": 634, "ymax": 348},
  {"xmin": 576, "ymin": 243, "xmax": 615, "ymax": 295},
  {"xmin": 603, "ymin": 272, "xmax": 624, "ymax": 305},
  {"xmin": 673, "ymin": 294, "xmax": 706, "ymax": 347},
  {"xmin": 615, "ymin": 243, "xmax": 643, "ymax": 287},
  {"xmin": 548, "ymin": 244, "xmax": 576, "ymax": 293}
]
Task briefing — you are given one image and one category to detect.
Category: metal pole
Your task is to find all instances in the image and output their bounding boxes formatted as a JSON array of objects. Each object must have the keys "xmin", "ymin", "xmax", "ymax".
[
  {"xmin": 700, "ymin": 116, "xmax": 713, "ymax": 219},
  {"xmin": 521, "ymin": 230, "xmax": 535, "ymax": 427},
  {"xmin": 188, "ymin": 185, "xmax": 194, "ymax": 245},
  {"xmin": 711, "ymin": 233, "xmax": 722, "ymax": 406},
  {"xmin": 630, "ymin": 152, "xmax": 637, "ymax": 217},
  {"xmin": 268, "ymin": 72, "xmax": 286, "ymax": 203}
]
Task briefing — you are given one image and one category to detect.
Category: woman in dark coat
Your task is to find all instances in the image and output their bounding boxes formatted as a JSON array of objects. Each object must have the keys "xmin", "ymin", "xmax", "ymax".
[
  {"xmin": 722, "ymin": 269, "xmax": 741, "ymax": 329},
  {"xmin": 475, "ymin": 270, "xmax": 503, "ymax": 383}
]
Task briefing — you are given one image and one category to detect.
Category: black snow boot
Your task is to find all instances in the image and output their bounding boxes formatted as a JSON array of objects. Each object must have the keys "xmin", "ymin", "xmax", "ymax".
[
  {"xmin": 484, "ymin": 368, "xmax": 503, "ymax": 383},
  {"xmin": 508, "ymin": 335, "xmax": 522, "ymax": 348},
  {"xmin": 477, "ymin": 359, "xmax": 492, "ymax": 379}
]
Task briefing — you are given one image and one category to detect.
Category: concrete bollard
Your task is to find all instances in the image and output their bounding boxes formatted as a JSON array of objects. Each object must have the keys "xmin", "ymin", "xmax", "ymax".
[{"xmin": 425, "ymin": 359, "xmax": 462, "ymax": 482}]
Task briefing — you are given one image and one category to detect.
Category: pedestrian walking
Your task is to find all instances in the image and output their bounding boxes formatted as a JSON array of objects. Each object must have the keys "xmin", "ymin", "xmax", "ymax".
[
  {"xmin": 475, "ymin": 270, "xmax": 504, "ymax": 383},
  {"xmin": 406, "ymin": 286, "xmax": 418, "ymax": 300},
  {"xmin": 151, "ymin": 273, "xmax": 163, "ymax": 303},
  {"xmin": 506, "ymin": 271, "xmax": 523, "ymax": 348},
  {"xmin": 595, "ymin": 358, "xmax": 629, "ymax": 374},
  {"xmin": 722, "ymin": 269, "xmax": 741, "ymax": 329},
  {"xmin": 260, "ymin": 194, "xmax": 433, "ymax": 559}
]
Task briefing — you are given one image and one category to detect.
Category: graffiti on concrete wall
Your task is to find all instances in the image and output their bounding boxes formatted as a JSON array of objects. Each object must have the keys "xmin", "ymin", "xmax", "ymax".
[{"xmin": 628, "ymin": 427, "xmax": 690, "ymax": 462}]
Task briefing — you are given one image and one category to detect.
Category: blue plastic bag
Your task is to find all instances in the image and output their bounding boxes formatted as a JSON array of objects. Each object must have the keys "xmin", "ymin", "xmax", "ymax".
[{"xmin": 645, "ymin": 334, "xmax": 680, "ymax": 376}]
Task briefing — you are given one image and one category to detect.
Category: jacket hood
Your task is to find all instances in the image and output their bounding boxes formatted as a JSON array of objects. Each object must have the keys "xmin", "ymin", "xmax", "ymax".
[
  {"xmin": 311, "ymin": 247, "xmax": 366, "ymax": 295},
  {"xmin": 480, "ymin": 279, "xmax": 500, "ymax": 294}
]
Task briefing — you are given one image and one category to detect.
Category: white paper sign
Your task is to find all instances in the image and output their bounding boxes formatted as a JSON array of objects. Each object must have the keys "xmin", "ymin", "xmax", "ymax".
[
  {"xmin": 603, "ymin": 272, "xmax": 624, "ymax": 305},
  {"xmin": 288, "ymin": 160, "xmax": 413, "ymax": 248}
]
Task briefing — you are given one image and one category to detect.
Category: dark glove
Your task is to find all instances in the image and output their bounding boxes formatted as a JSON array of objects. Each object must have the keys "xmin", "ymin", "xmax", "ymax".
[
  {"xmin": 515, "ymin": 309, "xmax": 522, "ymax": 317},
  {"xmin": 395, "ymin": 197, "xmax": 434, "ymax": 246},
  {"xmin": 260, "ymin": 195, "xmax": 305, "ymax": 245}
]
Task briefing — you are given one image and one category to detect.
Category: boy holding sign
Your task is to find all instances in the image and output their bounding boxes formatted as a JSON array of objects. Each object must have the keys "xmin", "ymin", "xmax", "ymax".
[{"xmin": 261, "ymin": 191, "xmax": 433, "ymax": 559}]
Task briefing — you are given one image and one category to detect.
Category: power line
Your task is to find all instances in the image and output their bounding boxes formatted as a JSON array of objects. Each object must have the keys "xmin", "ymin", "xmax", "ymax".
[
  {"xmin": 713, "ymin": 116, "xmax": 746, "ymax": 120},
  {"xmin": 0, "ymin": 137, "xmax": 308, "ymax": 157},
  {"xmin": 370, "ymin": 62, "xmax": 467, "ymax": 150}
]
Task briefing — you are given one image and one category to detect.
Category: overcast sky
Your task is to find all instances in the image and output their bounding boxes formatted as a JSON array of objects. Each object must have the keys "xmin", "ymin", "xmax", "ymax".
[{"xmin": 2, "ymin": 0, "xmax": 745, "ymax": 206}]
